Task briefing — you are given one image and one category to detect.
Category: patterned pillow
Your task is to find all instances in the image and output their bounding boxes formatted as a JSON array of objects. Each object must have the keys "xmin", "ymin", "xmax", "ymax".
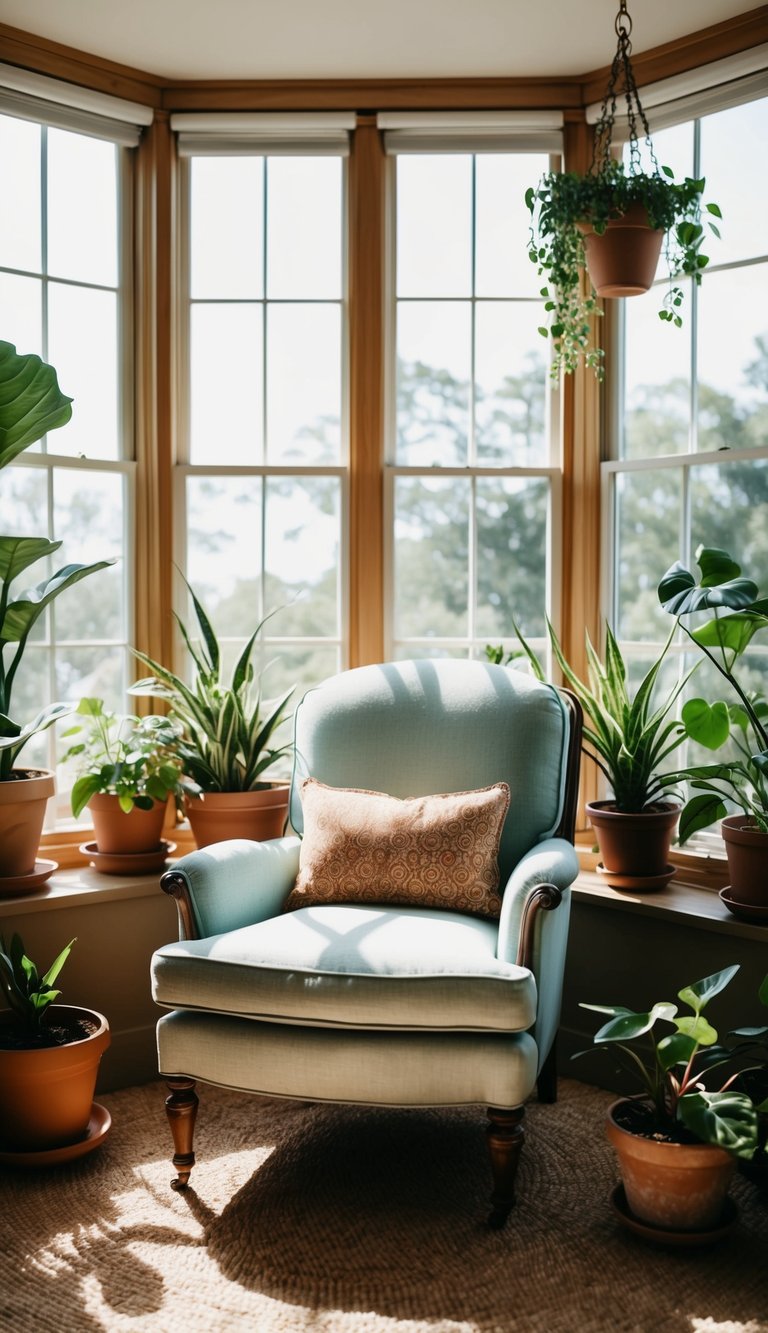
[{"xmin": 284, "ymin": 778, "xmax": 510, "ymax": 919}]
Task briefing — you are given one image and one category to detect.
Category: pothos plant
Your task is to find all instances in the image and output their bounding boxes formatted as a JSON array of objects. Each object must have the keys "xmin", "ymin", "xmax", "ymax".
[
  {"xmin": 60, "ymin": 697, "xmax": 188, "ymax": 818},
  {"xmin": 525, "ymin": 159, "xmax": 722, "ymax": 379}
]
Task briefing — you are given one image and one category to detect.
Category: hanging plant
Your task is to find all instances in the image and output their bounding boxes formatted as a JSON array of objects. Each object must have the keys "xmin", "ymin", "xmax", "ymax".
[{"xmin": 525, "ymin": 1, "xmax": 722, "ymax": 379}]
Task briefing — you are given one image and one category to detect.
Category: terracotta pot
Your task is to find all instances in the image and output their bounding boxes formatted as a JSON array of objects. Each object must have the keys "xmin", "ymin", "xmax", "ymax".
[
  {"xmin": 721, "ymin": 815, "xmax": 768, "ymax": 906},
  {"xmin": 0, "ymin": 1006, "xmax": 110, "ymax": 1152},
  {"xmin": 0, "ymin": 769, "xmax": 56, "ymax": 878},
  {"xmin": 586, "ymin": 800, "xmax": 679, "ymax": 885},
  {"xmin": 607, "ymin": 1099, "xmax": 734, "ymax": 1232},
  {"xmin": 579, "ymin": 203, "xmax": 664, "ymax": 297},
  {"xmin": 88, "ymin": 792, "xmax": 168, "ymax": 854},
  {"xmin": 185, "ymin": 784, "xmax": 290, "ymax": 849}
]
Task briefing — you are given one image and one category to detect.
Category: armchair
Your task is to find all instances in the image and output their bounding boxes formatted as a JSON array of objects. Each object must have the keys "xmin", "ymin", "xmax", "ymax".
[{"xmin": 151, "ymin": 659, "xmax": 582, "ymax": 1227}]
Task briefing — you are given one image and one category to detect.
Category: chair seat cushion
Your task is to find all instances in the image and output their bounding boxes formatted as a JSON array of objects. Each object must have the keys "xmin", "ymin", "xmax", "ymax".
[{"xmin": 152, "ymin": 903, "xmax": 537, "ymax": 1033}]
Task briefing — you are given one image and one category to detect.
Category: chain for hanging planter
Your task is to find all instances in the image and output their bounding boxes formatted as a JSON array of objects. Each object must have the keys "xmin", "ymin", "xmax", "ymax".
[{"xmin": 524, "ymin": 0, "xmax": 722, "ymax": 379}]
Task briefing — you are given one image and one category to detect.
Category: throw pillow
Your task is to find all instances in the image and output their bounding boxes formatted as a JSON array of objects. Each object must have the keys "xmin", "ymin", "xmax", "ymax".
[{"xmin": 284, "ymin": 778, "xmax": 510, "ymax": 918}]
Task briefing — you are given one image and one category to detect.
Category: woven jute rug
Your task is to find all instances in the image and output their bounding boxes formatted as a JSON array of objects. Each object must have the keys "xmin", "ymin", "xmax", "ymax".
[{"xmin": 0, "ymin": 1078, "xmax": 766, "ymax": 1333}]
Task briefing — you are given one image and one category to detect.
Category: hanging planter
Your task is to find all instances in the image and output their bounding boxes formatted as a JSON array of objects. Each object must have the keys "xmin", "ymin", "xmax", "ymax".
[{"xmin": 525, "ymin": 1, "xmax": 722, "ymax": 378}]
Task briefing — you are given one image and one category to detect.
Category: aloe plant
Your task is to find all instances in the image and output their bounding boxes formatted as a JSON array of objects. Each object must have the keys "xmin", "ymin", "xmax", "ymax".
[
  {"xmin": 0, "ymin": 933, "xmax": 75, "ymax": 1039},
  {"xmin": 581, "ymin": 966, "xmax": 763, "ymax": 1159},
  {"xmin": 130, "ymin": 577, "xmax": 294, "ymax": 793},
  {"xmin": 508, "ymin": 617, "xmax": 694, "ymax": 812},
  {"xmin": 658, "ymin": 546, "xmax": 768, "ymax": 839},
  {"xmin": 0, "ymin": 340, "xmax": 114, "ymax": 779}
]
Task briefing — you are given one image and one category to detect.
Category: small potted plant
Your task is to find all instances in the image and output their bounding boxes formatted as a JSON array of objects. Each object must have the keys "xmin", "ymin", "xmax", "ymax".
[
  {"xmin": 60, "ymin": 697, "xmax": 187, "ymax": 869},
  {"xmin": 581, "ymin": 964, "xmax": 764, "ymax": 1236},
  {"xmin": 526, "ymin": 159, "xmax": 721, "ymax": 379},
  {"xmin": 129, "ymin": 578, "xmax": 295, "ymax": 848},
  {"xmin": 0, "ymin": 341, "xmax": 113, "ymax": 887},
  {"xmin": 0, "ymin": 933, "xmax": 111, "ymax": 1159},
  {"xmin": 506, "ymin": 618, "xmax": 693, "ymax": 888},
  {"xmin": 658, "ymin": 546, "xmax": 768, "ymax": 914}
]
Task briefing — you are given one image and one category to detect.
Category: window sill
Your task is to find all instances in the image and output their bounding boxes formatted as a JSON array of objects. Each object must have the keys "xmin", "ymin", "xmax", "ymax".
[
  {"xmin": 0, "ymin": 863, "xmax": 173, "ymax": 916},
  {"xmin": 573, "ymin": 870, "xmax": 766, "ymax": 941}
]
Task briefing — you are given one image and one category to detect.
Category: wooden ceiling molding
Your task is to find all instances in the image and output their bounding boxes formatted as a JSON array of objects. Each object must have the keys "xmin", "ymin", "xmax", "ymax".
[{"xmin": 0, "ymin": 20, "xmax": 162, "ymax": 106}]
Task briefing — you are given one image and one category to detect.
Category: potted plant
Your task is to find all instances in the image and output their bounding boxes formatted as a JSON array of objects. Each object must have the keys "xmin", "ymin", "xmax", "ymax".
[
  {"xmin": 658, "ymin": 546, "xmax": 768, "ymax": 913},
  {"xmin": 0, "ymin": 933, "xmax": 110, "ymax": 1158},
  {"xmin": 506, "ymin": 618, "xmax": 693, "ymax": 888},
  {"xmin": 526, "ymin": 158, "xmax": 721, "ymax": 379},
  {"xmin": 0, "ymin": 341, "xmax": 113, "ymax": 885},
  {"xmin": 60, "ymin": 697, "xmax": 187, "ymax": 869},
  {"xmin": 581, "ymin": 964, "xmax": 764, "ymax": 1236},
  {"xmin": 129, "ymin": 578, "xmax": 295, "ymax": 848}
]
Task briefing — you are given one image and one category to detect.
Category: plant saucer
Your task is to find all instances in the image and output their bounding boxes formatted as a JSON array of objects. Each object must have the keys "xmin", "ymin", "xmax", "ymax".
[
  {"xmin": 596, "ymin": 863, "xmax": 675, "ymax": 892},
  {"xmin": 719, "ymin": 887, "xmax": 768, "ymax": 924},
  {"xmin": 0, "ymin": 859, "xmax": 58, "ymax": 897},
  {"xmin": 0, "ymin": 1103, "xmax": 111, "ymax": 1167},
  {"xmin": 80, "ymin": 840, "xmax": 176, "ymax": 875},
  {"xmin": 611, "ymin": 1183, "xmax": 737, "ymax": 1246}
]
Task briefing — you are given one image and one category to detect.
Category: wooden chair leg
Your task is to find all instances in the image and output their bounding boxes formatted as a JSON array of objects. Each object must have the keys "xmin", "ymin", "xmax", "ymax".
[
  {"xmin": 165, "ymin": 1077, "xmax": 198, "ymax": 1191},
  {"xmin": 537, "ymin": 1035, "xmax": 558, "ymax": 1104},
  {"xmin": 486, "ymin": 1106, "xmax": 525, "ymax": 1229}
]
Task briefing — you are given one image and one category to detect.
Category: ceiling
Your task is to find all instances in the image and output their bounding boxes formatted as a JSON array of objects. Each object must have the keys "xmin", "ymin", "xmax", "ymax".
[{"xmin": 0, "ymin": 0, "xmax": 758, "ymax": 82}]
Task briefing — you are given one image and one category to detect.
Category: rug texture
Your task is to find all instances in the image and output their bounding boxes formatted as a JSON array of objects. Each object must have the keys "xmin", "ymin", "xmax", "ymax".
[{"xmin": 0, "ymin": 1078, "xmax": 766, "ymax": 1333}]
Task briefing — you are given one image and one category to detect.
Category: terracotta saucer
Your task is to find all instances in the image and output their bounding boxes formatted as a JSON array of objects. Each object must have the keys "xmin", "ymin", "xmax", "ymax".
[
  {"xmin": 596, "ymin": 863, "xmax": 675, "ymax": 892},
  {"xmin": 719, "ymin": 887, "xmax": 768, "ymax": 924},
  {"xmin": 0, "ymin": 1103, "xmax": 111, "ymax": 1167},
  {"xmin": 80, "ymin": 840, "xmax": 176, "ymax": 875},
  {"xmin": 0, "ymin": 859, "xmax": 58, "ymax": 897},
  {"xmin": 611, "ymin": 1183, "xmax": 737, "ymax": 1247}
]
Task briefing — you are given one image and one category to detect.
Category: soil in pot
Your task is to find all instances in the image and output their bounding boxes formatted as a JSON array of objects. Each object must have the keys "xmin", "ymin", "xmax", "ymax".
[
  {"xmin": 0, "ymin": 769, "xmax": 56, "ymax": 878},
  {"xmin": 721, "ymin": 815, "xmax": 768, "ymax": 907},
  {"xmin": 185, "ymin": 784, "xmax": 290, "ymax": 849},
  {"xmin": 579, "ymin": 203, "xmax": 664, "ymax": 297},
  {"xmin": 607, "ymin": 1098, "xmax": 735, "ymax": 1232},
  {"xmin": 0, "ymin": 1005, "xmax": 110, "ymax": 1151},
  {"xmin": 587, "ymin": 800, "xmax": 679, "ymax": 886}
]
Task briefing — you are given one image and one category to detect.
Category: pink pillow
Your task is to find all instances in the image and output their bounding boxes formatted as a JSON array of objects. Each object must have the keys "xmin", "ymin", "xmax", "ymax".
[{"xmin": 284, "ymin": 778, "xmax": 510, "ymax": 919}]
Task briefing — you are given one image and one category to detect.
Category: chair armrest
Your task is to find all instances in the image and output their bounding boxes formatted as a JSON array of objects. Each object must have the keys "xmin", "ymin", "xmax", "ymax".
[
  {"xmin": 160, "ymin": 836, "xmax": 301, "ymax": 941},
  {"xmin": 496, "ymin": 837, "xmax": 579, "ymax": 1070}
]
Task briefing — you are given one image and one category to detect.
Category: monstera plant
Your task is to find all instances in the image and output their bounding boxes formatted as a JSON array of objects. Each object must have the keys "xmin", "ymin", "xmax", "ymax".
[{"xmin": 0, "ymin": 340, "xmax": 113, "ymax": 880}]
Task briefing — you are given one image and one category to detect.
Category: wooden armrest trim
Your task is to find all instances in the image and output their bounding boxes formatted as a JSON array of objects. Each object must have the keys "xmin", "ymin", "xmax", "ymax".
[
  {"xmin": 160, "ymin": 870, "xmax": 200, "ymax": 941},
  {"xmin": 515, "ymin": 883, "xmax": 563, "ymax": 971}
]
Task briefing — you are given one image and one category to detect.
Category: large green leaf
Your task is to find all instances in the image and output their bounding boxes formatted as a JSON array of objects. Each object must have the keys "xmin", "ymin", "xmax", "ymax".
[
  {"xmin": 681, "ymin": 697, "xmax": 730, "ymax": 749},
  {"xmin": 658, "ymin": 561, "xmax": 759, "ymax": 616},
  {"xmin": 678, "ymin": 791, "xmax": 728, "ymax": 842},
  {"xmin": 1, "ymin": 558, "xmax": 115, "ymax": 642},
  {"xmin": 0, "ymin": 341, "xmax": 73, "ymax": 467},
  {"xmin": 692, "ymin": 612, "xmax": 766, "ymax": 658},
  {"xmin": 678, "ymin": 965, "xmax": 739, "ymax": 1011},
  {"xmin": 678, "ymin": 1089, "xmax": 759, "ymax": 1159},
  {"xmin": 0, "ymin": 535, "xmax": 63, "ymax": 584},
  {"xmin": 593, "ymin": 1001, "xmax": 677, "ymax": 1043}
]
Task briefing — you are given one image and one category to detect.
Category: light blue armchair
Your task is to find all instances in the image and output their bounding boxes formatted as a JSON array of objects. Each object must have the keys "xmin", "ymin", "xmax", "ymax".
[{"xmin": 151, "ymin": 659, "xmax": 582, "ymax": 1226}]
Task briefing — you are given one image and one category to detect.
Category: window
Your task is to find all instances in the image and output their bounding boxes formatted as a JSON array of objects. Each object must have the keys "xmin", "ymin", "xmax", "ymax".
[
  {"xmin": 387, "ymin": 146, "xmax": 561, "ymax": 660},
  {"xmin": 0, "ymin": 110, "xmax": 133, "ymax": 822},
  {"xmin": 177, "ymin": 146, "xmax": 347, "ymax": 714},
  {"xmin": 607, "ymin": 95, "xmax": 768, "ymax": 833}
]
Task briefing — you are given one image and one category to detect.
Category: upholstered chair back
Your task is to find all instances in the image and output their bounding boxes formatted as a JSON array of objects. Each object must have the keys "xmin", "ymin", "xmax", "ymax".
[{"xmin": 289, "ymin": 659, "xmax": 571, "ymax": 885}]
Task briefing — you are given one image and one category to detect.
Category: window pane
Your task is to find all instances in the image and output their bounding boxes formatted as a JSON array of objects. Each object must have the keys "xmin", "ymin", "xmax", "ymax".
[
  {"xmin": 190, "ymin": 157, "xmax": 263, "ymax": 299},
  {"xmin": 700, "ymin": 98, "xmax": 768, "ymax": 267},
  {"xmin": 396, "ymin": 156, "xmax": 472, "ymax": 298},
  {"xmin": 475, "ymin": 304, "xmax": 548, "ymax": 465},
  {"xmin": 0, "ymin": 273, "xmax": 42, "ymax": 361},
  {"xmin": 623, "ymin": 121, "xmax": 694, "ymax": 182},
  {"xmin": 55, "ymin": 645, "xmax": 123, "ymax": 711},
  {"xmin": 0, "ymin": 115, "xmax": 41, "ymax": 273},
  {"xmin": 691, "ymin": 458, "xmax": 768, "ymax": 590},
  {"xmin": 266, "ymin": 304, "xmax": 341, "ymax": 463},
  {"xmin": 697, "ymin": 266, "xmax": 768, "ymax": 452},
  {"xmin": 48, "ymin": 283, "xmax": 118, "ymax": 459},
  {"xmin": 47, "ymin": 129, "xmax": 117, "ymax": 287},
  {"xmin": 394, "ymin": 476, "xmax": 469, "ymax": 639},
  {"xmin": 0, "ymin": 465, "xmax": 47, "ymax": 532},
  {"xmin": 396, "ymin": 302, "xmax": 471, "ymax": 465},
  {"xmin": 186, "ymin": 476, "xmax": 263, "ymax": 633},
  {"xmin": 190, "ymin": 303, "xmax": 263, "ymax": 464},
  {"xmin": 476, "ymin": 477, "xmax": 548, "ymax": 639},
  {"xmin": 265, "ymin": 476, "xmax": 339, "ymax": 635},
  {"xmin": 267, "ymin": 157, "xmax": 342, "ymax": 299},
  {"xmin": 475, "ymin": 153, "xmax": 548, "ymax": 298},
  {"xmin": 623, "ymin": 286, "xmax": 691, "ymax": 458},
  {"xmin": 615, "ymin": 469, "xmax": 682, "ymax": 640},
  {"xmin": 53, "ymin": 469, "xmax": 126, "ymax": 642}
]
